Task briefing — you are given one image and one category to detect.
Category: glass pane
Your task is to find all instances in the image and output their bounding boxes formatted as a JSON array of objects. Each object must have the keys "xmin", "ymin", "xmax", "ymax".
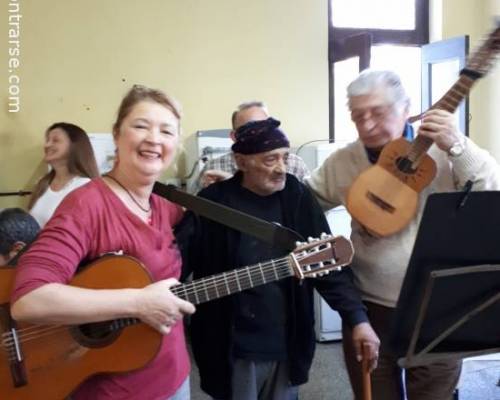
[
  {"xmin": 431, "ymin": 59, "xmax": 461, "ymax": 127},
  {"xmin": 332, "ymin": 0, "xmax": 415, "ymax": 30},
  {"xmin": 430, "ymin": 60, "xmax": 460, "ymax": 103},
  {"xmin": 333, "ymin": 57, "xmax": 359, "ymax": 143},
  {"xmin": 371, "ymin": 45, "xmax": 422, "ymax": 117}
]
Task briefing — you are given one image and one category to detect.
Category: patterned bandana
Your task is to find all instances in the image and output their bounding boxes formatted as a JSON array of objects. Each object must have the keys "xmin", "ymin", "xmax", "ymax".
[{"xmin": 231, "ymin": 117, "xmax": 290, "ymax": 155}]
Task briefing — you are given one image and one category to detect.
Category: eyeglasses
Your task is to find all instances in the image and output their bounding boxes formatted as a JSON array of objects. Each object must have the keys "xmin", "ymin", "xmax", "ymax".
[{"xmin": 350, "ymin": 104, "xmax": 394, "ymax": 124}]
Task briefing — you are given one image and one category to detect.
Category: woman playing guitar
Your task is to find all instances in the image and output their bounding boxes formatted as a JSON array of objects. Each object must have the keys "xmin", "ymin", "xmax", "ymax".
[{"xmin": 10, "ymin": 85, "xmax": 195, "ymax": 400}]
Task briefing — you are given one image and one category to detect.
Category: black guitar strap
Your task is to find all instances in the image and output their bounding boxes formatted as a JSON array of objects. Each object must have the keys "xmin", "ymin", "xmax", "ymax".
[{"xmin": 153, "ymin": 182, "xmax": 303, "ymax": 252}]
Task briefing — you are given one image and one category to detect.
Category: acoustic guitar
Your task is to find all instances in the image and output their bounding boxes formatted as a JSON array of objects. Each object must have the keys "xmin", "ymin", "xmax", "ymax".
[
  {"xmin": 346, "ymin": 24, "xmax": 500, "ymax": 237},
  {"xmin": 0, "ymin": 234, "xmax": 352, "ymax": 400}
]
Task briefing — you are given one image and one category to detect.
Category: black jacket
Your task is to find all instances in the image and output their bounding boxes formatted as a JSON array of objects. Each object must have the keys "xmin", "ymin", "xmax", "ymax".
[{"xmin": 176, "ymin": 172, "xmax": 367, "ymax": 398}]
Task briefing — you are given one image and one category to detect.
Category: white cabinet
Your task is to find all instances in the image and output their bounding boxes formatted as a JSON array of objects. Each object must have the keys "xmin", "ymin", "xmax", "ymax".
[
  {"xmin": 302, "ymin": 142, "xmax": 353, "ymax": 342},
  {"xmin": 183, "ymin": 129, "xmax": 232, "ymax": 193},
  {"xmin": 314, "ymin": 206, "xmax": 352, "ymax": 341}
]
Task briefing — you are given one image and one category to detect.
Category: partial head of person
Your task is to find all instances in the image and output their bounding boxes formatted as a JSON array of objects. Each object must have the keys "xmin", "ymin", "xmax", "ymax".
[
  {"xmin": 0, "ymin": 208, "xmax": 40, "ymax": 266},
  {"xmin": 43, "ymin": 122, "xmax": 98, "ymax": 175},
  {"xmin": 28, "ymin": 122, "xmax": 99, "ymax": 209},
  {"xmin": 232, "ymin": 117, "xmax": 290, "ymax": 196},
  {"xmin": 111, "ymin": 84, "xmax": 182, "ymax": 182},
  {"xmin": 347, "ymin": 70, "xmax": 410, "ymax": 150},
  {"xmin": 229, "ymin": 101, "xmax": 270, "ymax": 141}
]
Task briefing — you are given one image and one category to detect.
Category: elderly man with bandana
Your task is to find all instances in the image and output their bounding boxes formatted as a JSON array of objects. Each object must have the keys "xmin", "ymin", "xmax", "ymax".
[{"xmin": 179, "ymin": 118, "xmax": 380, "ymax": 400}]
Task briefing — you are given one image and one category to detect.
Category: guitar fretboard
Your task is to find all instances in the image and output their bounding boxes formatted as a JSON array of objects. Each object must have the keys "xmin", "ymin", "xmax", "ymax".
[
  {"xmin": 171, "ymin": 256, "xmax": 293, "ymax": 304},
  {"xmin": 408, "ymin": 74, "xmax": 476, "ymax": 162},
  {"xmin": 108, "ymin": 256, "xmax": 294, "ymax": 330}
]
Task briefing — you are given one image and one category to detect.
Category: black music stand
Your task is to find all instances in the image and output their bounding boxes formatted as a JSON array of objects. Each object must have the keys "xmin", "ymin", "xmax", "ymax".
[{"xmin": 391, "ymin": 191, "xmax": 500, "ymax": 368}]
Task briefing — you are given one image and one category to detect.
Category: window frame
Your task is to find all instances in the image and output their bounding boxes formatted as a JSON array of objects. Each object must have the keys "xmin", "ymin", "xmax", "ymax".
[
  {"xmin": 421, "ymin": 36, "xmax": 470, "ymax": 136},
  {"xmin": 328, "ymin": 0, "xmax": 430, "ymax": 140}
]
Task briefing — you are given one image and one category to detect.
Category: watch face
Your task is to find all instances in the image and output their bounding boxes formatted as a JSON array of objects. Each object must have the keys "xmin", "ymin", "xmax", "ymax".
[{"xmin": 450, "ymin": 143, "xmax": 464, "ymax": 157}]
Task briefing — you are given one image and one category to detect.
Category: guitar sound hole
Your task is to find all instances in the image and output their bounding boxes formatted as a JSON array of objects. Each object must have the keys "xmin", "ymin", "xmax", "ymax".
[
  {"xmin": 395, "ymin": 157, "xmax": 416, "ymax": 174},
  {"xmin": 366, "ymin": 192, "xmax": 395, "ymax": 213},
  {"xmin": 71, "ymin": 321, "xmax": 120, "ymax": 348},
  {"xmin": 79, "ymin": 322, "xmax": 113, "ymax": 339}
]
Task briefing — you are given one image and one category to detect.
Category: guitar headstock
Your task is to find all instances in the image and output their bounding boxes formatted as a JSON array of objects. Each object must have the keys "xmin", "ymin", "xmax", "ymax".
[
  {"xmin": 465, "ymin": 23, "xmax": 500, "ymax": 77},
  {"xmin": 289, "ymin": 234, "xmax": 354, "ymax": 279}
]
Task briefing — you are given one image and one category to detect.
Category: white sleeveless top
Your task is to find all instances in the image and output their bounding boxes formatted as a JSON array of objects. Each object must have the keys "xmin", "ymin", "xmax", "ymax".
[{"xmin": 30, "ymin": 176, "xmax": 91, "ymax": 227}]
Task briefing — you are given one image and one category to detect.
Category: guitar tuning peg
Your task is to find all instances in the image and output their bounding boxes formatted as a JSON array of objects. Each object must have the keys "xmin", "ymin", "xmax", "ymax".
[
  {"xmin": 320, "ymin": 232, "xmax": 328, "ymax": 239},
  {"xmin": 307, "ymin": 237, "xmax": 314, "ymax": 242}
]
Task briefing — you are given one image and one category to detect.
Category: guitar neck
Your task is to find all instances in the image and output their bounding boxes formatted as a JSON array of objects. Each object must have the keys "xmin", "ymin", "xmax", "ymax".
[
  {"xmin": 107, "ymin": 235, "xmax": 347, "ymax": 328},
  {"xmin": 432, "ymin": 74, "xmax": 476, "ymax": 114},
  {"xmin": 171, "ymin": 256, "xmax": 293, "ymax": 304},
  {"xmin": 409, "ymin": 74, "xmax": 476, "ymax": 160},
  {"xmin": 106, "ymin": 257, "xmax": 294, "ymax": 330}
]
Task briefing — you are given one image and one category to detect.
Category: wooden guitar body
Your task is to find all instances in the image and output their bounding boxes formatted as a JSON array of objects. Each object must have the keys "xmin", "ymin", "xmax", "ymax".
[
  {"xmin": 347, "ymin": 137, "xmax": 436, "ymax": 237},
  {"xmin": 0, "ymin": 256, "xmax": 162, "ymax": 400}
]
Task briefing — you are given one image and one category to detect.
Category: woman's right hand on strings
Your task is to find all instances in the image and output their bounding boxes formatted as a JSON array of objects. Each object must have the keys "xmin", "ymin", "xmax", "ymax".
[{"xmin": 137, "ymin": 278, "xmax": 195, "ymax": 335}]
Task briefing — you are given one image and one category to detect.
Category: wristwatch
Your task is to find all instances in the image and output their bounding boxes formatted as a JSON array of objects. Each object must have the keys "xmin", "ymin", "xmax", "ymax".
[{"xmin": 448, "ymin": 140, "xmax": 465, "ymax": 157}]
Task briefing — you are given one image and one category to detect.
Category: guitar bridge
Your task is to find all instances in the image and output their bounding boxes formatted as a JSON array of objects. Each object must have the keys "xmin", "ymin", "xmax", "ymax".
[
  {"xmin": 1, "ymin": 305, "xmax": 27, "ymax": 388},
  {"xmin": 366, "ymin": 191, "xmax": 396, "ymax": 213}
]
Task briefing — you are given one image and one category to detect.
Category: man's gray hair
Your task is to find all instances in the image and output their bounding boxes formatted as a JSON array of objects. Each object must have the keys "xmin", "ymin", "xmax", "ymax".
[
  {"xmin": 231, "ymin": 101, "xmax": 269, "ymax": 129},
  {"xmin": 347, "ymin": 70, "xmax": 410, "ymax": 111}
]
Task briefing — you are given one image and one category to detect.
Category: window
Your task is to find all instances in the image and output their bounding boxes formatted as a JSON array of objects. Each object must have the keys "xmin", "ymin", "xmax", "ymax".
[
  {"xmin": 332, "ymin": 0, "xmax": 416, "ymax": 31},
  {"xmin": 329, "ymin": 0, "xmax": 430, "ymax": 141},
  {"xmin": 330, "ymin": 0, "xmax": 428, "ymax": 46}
]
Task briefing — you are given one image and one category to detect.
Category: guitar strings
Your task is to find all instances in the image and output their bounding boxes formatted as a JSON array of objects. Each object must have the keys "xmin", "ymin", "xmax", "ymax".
[
  {"xmin": 2, "ymin": 261, "xmax": 291, "ymax": 346},
  {"xmin": 5, "ymin": 256, "xmax": 294, "ymax": 338},
  {"xmin": 1, "ymin": 258, "xmax": 298, "ymax": 348},
  {"xmin": 2, "ymin": 244, "xmax": 341, "ymax": 354},
  {"xmin": 2, "ymin": 259, "xmax": 293, "ymax": 347},
  {"xmin": 3, "ymin": 328, "xmax": 90, "ymax": 362},
  {"xmin": 173, "ymin": 258, "xmax": 294, "ymax": 299},
  {"xmin": 396, "ymin": 78, "xmax": 471, "ymax": 173},
  {"xmin": 2, "ymin": 256, "xmax": 342, "ymax": 351},
  {"xmin": 1, "ymin": 260, "xmax": 296, "ymax": 359}
]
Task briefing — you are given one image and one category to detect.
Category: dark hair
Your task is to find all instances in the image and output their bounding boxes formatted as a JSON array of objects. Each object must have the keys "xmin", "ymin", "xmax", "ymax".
[
  {"xmin": 28, "ymin": 122, "xmax": 99, "ymax": 209},
  {"xmin": 113, "ymin": 84, "xmax": 182, "ymax": 136},
  {"xmin": 0, "ymin": 208, "xmax": 40, "ymax": 256}
]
